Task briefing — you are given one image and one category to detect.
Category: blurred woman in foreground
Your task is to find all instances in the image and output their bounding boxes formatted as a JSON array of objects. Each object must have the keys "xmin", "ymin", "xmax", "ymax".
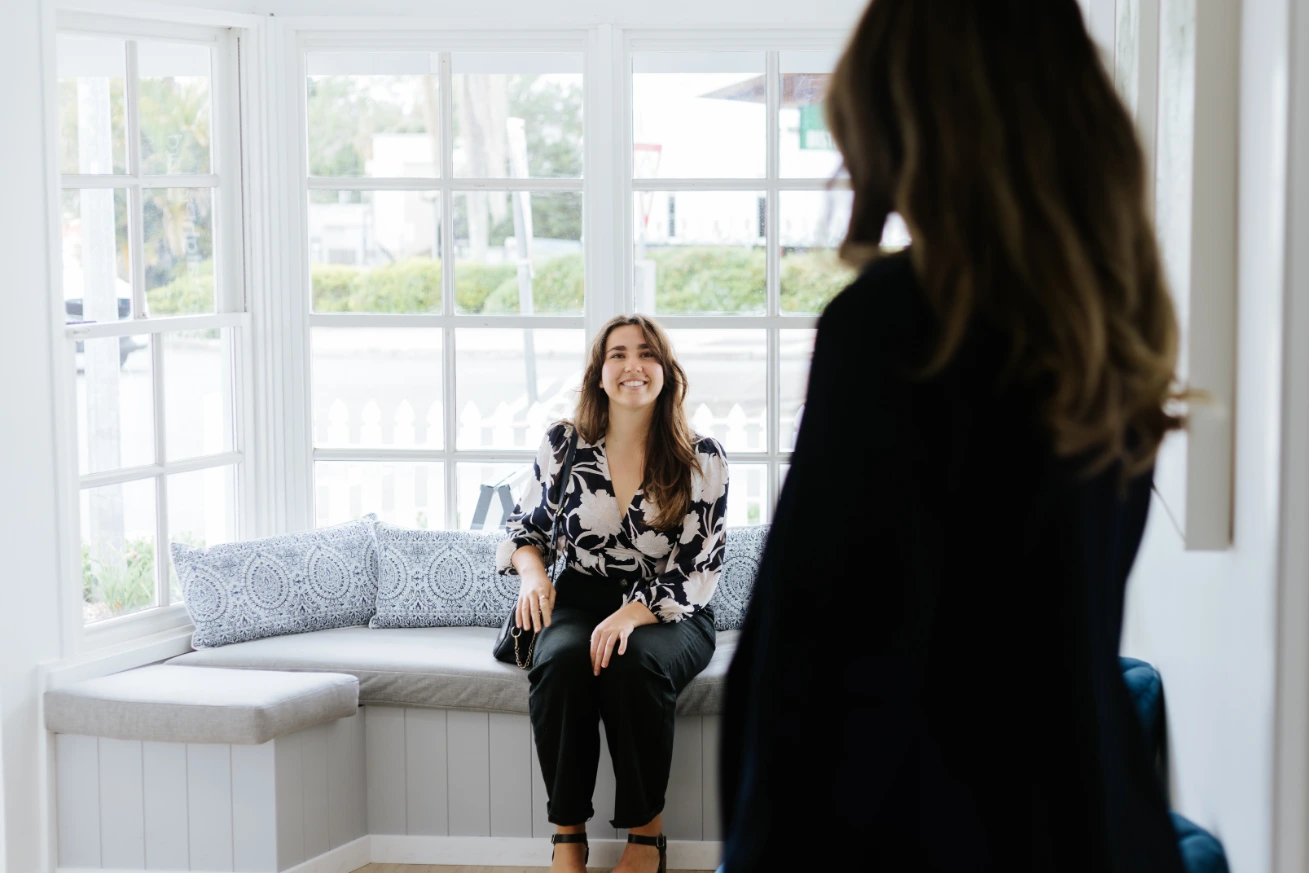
[{"xmin": 720, "ymin": 1, "xmax": 1187, "ymax": 870}]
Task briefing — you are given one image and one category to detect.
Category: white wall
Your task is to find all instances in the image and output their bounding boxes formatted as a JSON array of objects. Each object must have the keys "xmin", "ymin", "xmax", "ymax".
[
  {"xmin": 109, "ymin": 0, "xmax": 865, "ymax": 26},
  {"xmin": 1120, "ymin": 4, "xmax": 1294, "ymax": 873},
  {"xmin": 0, "ymin": 0, "xmax": 66, "ymax": 871}
]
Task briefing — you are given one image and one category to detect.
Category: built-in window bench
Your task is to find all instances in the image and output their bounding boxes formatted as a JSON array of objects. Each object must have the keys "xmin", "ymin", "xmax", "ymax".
[{"xmin": 45, "ymin": 627, "xmax": 735, "ymax": 873}]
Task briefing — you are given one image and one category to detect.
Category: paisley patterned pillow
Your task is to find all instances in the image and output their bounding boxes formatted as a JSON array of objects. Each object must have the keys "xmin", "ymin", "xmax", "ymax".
[
  {"xmin": 709, "ymin": 525, "xmax": 769, "ymax": 631},
  {"xmin": 369, "ymin": 524, "xmax": 517, "ymax": 629},
  {"xmin": 172, "ymin": 515, "xmax": 379, "ymax": 648}
]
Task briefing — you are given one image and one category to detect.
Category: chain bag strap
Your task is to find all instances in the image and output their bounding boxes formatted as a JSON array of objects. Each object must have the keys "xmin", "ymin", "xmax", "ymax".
[{"xmin": 494, "ymin": 429, "xmax": 580, "ymax": 668}]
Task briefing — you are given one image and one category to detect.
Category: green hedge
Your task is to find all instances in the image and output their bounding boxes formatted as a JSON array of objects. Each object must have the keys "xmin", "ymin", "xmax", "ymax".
[{"xmin": 147, "ymin": 249, "xmax": 855, "ymax": 318}]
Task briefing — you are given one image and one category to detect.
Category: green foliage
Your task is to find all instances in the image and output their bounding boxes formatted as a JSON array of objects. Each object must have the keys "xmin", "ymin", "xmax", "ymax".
[
  {"xmin": 311, "ymin": 259, "xmax": 539, "ymax": 315},
  {"xmin": 309, "ymin": 264, "xmax": 361, "ymax": 312},
  {"xmin": 137, "ymin": 77, "xmax": 211, "ymax": 174},
  {"xmin": 344, "ymin": 258, "xmax": 442, "ymax": 313},
  {"xmin": 645, "ymin": 247, "xmax": 767, "ymax": 313},
  {"xmin": 305, "ymin": 76, "xmax": 418, "ymax": 177},
  {"xmin": 456, "ymin": 263, "xmax": 516, "ymax": 313},
  {"xmin": 308, "ymin": 249, "xmax": 852, "ymax": 316},
  {"xmin": 482, "ymin": 256, "xmax": 585, "ymax": 314},
  {"xmin": 83, "ymin": 537, "xmax": 156, "ymax": 618},
  {"xmin": 146, "ymin": 269, "xmax": 214, "ymax": 316},
  {"xmin": 780, "ymin": 251, "xmax": 856, "ymax": 314},
  {"xmin": 508, "ymin": 75, "xmax": 583, "ymax": 179}
]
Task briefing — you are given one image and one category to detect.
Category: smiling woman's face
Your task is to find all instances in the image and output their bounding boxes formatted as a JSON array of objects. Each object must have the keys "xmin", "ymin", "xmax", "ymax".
[{"xmin": 601, "ymin": 324, "xmax": 665, "ymax": 412}]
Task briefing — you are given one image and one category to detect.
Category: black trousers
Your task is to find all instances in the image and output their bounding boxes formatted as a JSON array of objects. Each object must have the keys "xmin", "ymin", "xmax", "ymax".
[{"xmin": 528, "ymin": 569, "xmax": 716, "ymax": 829}]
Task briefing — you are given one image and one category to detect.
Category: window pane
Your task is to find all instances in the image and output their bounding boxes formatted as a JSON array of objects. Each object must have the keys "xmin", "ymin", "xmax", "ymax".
[
  {"xmin": 635, "ymin": 191, "xmax": 765, "ymax": 315},
  {"xmin": 667, "ymin": 329, "xmax": 766, "ymax": 454},
  {"xmin": 57, "ymin": 35, "xmax": 127, "ymax": 175},
  {"xmin": 81, "ymin": 478, "xmax": 157, "ymax": 624},
  {"xmin": 633, "ymin": 53, "xmax": 765, "ymax": 179},
  {"xmin": 164, "ymin": 329, "xmax": 235, "ymax": 461},
  {"xmin": 312, "ymin": 328, "xmax": 444, "ymax": 450},
  {"xmin": 455, "ymin": 329, "xmax": 585, "ymax": 450},
  {"xmin": 309, "ymin": 190, "xmax": 442, "ymax": 313},
  {"xmin": 138, "ymin": 41, "xmax": 212, "ymax": 175},
  {"xmin": 456, "ymin": 462, "xmax": 533, "ymax": 531},
  {"xmin": 779, "ymin": 51, "xmax": 842, "ymax": 179},
  {"xmin": 780, "ymin": 190, "xmax": 856, "ymax": 315},
  {"xmin": 452, "ymin": 54, "xmax": 583, "ymax": 179},
  {"xmin": 780, "ymin": 329, "xmax": 816, "ymax": 451},
  {"xmin": 306, "ymin": 53, "xmax": 440, "ymax": 178},
  {"xmin": 144, "ymin": 188, "xmax": 214, "ymax": 315},
  {"xmin": 316, "ymin": 461, "xmax": 445, "ymax": 530},
  {"xmin": 77, "ymin": 335, "xmax": 155, "ymax": 474},
  {"xmin": 726, "ymin": 463, "xmax": 769, "ymax": 526},
  {"xmin": 166, "ymin": 466, "xmax": 238, "ymax": 602},
  {"xmin": 62, "ymin": 188, "xmax": 132, "ymax": 323},
  {"xmin": 453, "ymin": 192, "xmax": 583, "ymax": 315}
]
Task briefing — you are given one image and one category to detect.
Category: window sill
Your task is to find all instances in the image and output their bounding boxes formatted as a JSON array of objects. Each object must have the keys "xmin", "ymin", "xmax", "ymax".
[
  {"xmin": 45, "ymin": 616, "xmax": 196, "ymax": 691},
  {"xmin": 82, "ymin": 604, "xmax": 193, "ymax": 649}
]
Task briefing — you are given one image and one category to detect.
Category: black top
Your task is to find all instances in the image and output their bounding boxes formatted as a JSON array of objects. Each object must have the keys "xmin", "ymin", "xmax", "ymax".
[
  {"xmin": 720, "ymin": 252, "xmax": 1185, "ymax": 872},
  {"xmin": 497, "ymin": 422, "xmax": 730, "ymax": 623}
]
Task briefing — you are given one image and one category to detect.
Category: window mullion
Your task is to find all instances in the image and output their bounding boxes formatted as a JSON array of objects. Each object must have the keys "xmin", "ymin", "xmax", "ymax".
[
  {"xmin": 152, "ymin": 336, "xmax": 170, "ymax": 608},
  {"xmin": 439, "ymin": 51, "xmax": 459, "ymax": 529},
  {"xmin": 125, "ymin": 40, "xmax": 147, "ymax": 321},
  {"xmin": 439, "ymin": 51, "xmax": 455, "ymax": 317},
  {"xmin": 766, "ymin": 50, "xmax": 780, "ymax": 319}
]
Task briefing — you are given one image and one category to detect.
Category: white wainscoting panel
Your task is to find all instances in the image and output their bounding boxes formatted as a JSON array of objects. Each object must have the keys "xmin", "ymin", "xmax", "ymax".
[
  {"xmin": 231, "ymin": 740, "xmax": 278, "ymax": 873},
  {"xmin": 186, "ymin": 743, "xmax": 234, "ymax": 871},
  {"xmin": 359, "ymin": 707, "xmax": 713, "ymax": 845},
  {"xmin": 275, "ymin": 729, "xmax": 306, "ymax": 870},
  {"xmin": 53, "ymin": 705, "xmax": 719, "ymax": 872},
  {"xmin": 98, "ymin": 738, "xmax": 146, "ymax": 868},
  {"xmin": 403, "ymin": 707, "xmax": 448, "ymax": 836},
  {"xmin": 54, "ymin": 715, "xmax": 368, "ymax": 873},
  {"xmin": 364, "ymin": 705, "xmax": 406, "ymax": 835},
  {"xmin": 302, "ymin": 723, "xmax": 331, "ymax": 859},
  {"xmin": 56, "ymin": 734, "xmax": 101, "ymax": 868},
  {"xmin": 446, "ymin": 710, "xmax": 491, "ymax": 836},
  {"xmin": 142, "ymin": 741, "xmax": 190, "ymax": 870},
  {"xmin": 488, "ymin": 713, "xmax": 532, "ymax": 837},
  {"xmin": 701, "ymin": 715, "xmax": 722, "ymax": 841}
]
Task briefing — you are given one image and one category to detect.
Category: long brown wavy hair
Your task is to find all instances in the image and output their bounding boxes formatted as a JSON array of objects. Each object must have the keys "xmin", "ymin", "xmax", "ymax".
[
  {"xmin": 826, "ymin": 0, "xmax": 1184, "ymax": 477},
  {"xmin": 573, "ymin": 315, "xmax": 702, "ymax": 530}
]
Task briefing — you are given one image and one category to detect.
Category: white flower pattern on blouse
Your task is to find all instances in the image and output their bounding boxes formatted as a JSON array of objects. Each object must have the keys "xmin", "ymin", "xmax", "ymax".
[{"xmin": 495, "ymin": 421, "xmax": 730, "ymax": 624}]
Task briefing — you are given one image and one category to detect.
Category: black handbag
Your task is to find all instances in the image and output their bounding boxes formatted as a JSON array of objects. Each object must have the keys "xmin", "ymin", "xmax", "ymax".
[{"xmin": 493, "ymin": 429, "xmax": 579, "ymax": 669}]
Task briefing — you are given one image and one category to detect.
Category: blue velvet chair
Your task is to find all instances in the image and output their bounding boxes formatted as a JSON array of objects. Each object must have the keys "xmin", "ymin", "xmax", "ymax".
[{"xmin": 1118, "ymin": 657, "xmax": 1230, "ymax": 873}]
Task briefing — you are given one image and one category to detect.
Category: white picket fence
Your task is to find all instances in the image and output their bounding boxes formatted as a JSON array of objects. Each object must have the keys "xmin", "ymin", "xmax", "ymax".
[{"xmin": 315, "ymin": 395, "xmax": 773, "ymax": 529}]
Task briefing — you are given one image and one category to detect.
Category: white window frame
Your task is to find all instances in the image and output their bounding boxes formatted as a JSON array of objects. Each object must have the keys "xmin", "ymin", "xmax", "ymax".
[
  {"xmin": 287, "ymin": 26, "xmax": 849, "ymax": 532},
  {"xmin": 622, "ymin": 31, "xmax": 851, "ymax": 520},
  {"xmin": 50, "ymin": 11, "xmax": 255, "ymax": 651},
  {"xmin": 297, "ymin": 30, "xmax": 591, "ymax": 530}
]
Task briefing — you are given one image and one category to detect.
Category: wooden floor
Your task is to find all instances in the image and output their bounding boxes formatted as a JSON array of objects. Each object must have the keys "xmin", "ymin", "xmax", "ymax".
[{"xmin": 356, "ymin": 863, "xmax": 713, "ymax": 873}]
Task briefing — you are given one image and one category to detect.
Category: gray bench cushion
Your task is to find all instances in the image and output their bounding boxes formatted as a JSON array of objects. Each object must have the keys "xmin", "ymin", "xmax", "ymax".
[
  {"xmin": 167, "ymin": 626, "xmax": 738, "ymax": 717},
  {"xmin": 44, "ymin": 665, "xmax": 358, "ymax": 745}
]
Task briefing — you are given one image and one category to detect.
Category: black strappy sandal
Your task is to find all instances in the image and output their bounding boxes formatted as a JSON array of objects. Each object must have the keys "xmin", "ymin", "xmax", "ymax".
[
  {"xmin": 627, "ymin": 833, "xmax": 668, "ymax": 873},
  {"xmin": 550, "ymin": 832, "xmax": 589, "ymax": 866}
]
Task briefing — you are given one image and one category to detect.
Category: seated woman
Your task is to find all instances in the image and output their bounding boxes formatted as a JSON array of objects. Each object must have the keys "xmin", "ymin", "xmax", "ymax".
[{"xmin": 497, "ymin": 314, "xmax": 729, "ymax": 873}]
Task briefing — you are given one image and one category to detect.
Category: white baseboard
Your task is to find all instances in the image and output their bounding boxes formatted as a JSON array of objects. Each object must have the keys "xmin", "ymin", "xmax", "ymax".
[
  {"xmin": 287, "ymin": 836, "xmax": 372, "ymax": 873},
  {"xmin": 370, "ymin": 834, "xmax": 723, "ymax": 869},
  {"xmin": 56, "ymin": 837, "xmax": 372, "ymax": 873}
]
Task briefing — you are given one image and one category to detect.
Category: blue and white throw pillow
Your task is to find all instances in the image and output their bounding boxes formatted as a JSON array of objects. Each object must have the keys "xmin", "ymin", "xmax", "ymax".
[
  {"xmin": 370, "ymin": 524, "xmax": 517, "ymax": 629},
  {"xmin": 708, "ymin": 525, "xmax": 768, "ymax": 631},
  {"xmin": 173, "ymin": 515, "xmax": 380, "ymax": 648}
]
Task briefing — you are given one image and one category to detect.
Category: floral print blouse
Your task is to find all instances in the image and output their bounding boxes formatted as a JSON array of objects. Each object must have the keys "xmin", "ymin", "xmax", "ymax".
[{"xmin": 496, "ymin": 421, "xmax": 730, "ymax": 623}]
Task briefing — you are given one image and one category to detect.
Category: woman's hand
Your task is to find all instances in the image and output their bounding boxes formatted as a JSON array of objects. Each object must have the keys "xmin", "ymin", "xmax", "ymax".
[
  {"xmin": 515, "ymin": 570, "xmax": 555, "ymax": 632},
  {"xmin": 590, "ymin": 601, "xmax": 658, "ymax": 675}
]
